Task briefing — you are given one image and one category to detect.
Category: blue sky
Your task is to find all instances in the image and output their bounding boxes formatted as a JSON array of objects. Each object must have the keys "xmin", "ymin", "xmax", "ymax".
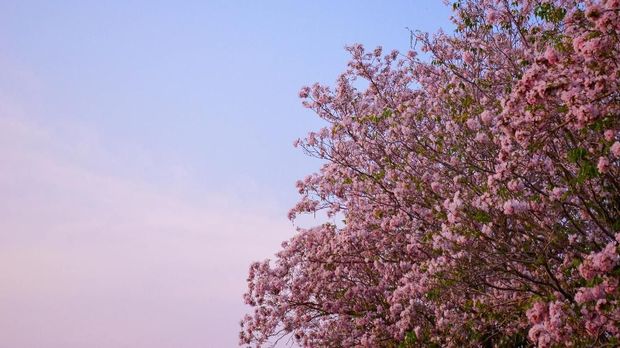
[{"xmin": 0, "ymin": 1, "xmax": 451, "ymax": 347}]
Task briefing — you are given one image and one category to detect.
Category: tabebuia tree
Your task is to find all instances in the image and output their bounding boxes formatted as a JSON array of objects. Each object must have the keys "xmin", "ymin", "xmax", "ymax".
[{"xmin": 240, "ymin": 0, "xmax": 620, "ymax": 346}]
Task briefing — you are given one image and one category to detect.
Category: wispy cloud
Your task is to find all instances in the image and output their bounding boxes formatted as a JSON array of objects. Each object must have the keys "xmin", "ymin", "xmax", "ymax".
[{"xmin": 0, "ymin": 115, "xmax": 293, "ymax": 347}]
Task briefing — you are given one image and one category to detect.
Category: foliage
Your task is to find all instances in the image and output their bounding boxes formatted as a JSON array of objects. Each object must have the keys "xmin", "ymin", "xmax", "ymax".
[{"xmin": 241, "ymin": 0, "xmax": 620, "ymax": 347}]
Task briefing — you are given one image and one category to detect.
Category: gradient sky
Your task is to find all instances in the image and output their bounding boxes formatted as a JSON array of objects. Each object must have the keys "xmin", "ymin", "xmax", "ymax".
[{"xmin": 0, "ymin": 1, "xmax": 451, "ymax": 347}]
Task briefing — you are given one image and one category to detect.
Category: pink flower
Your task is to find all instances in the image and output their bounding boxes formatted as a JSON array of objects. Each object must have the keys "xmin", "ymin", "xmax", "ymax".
[
  {"xmin": 550, "ymin": 187, "xmax": 566, "ymax": 201},
  {"xmin": 481, "ymin": 224, "xmax": 493, "ymax": 237},
  {"xmin": 486, "ymin": 9, "xmax": 499, "ymax": 23},
  {"xmin": 604, "ymin": 129, "xmax": 615, "ymax": 141},
  {"xmin": 528, "ymin": 324, "xmax": 552, "ymax": 348},
  {"xmin": 597, "ymin": 156, "xmax": 609, "ymax": 173},
  {"xmin": 474, "ymin": 131, "xmax": 488, "ymax": 142},
  {"xmin": 603, "ymin": 277, "xmax": 618, "ymax": 294},
  {"xmin": 466, "ymin": 117, "xmax": 480, "ymax": 130},
  {"xmin": 592, "ymin": 242, "xmax": 619, "ymax": 274},
  {"xmin": 611, "ymin": 142, "xmax": 620, "ymax": 158},
  {"xmin": 503, "ymin": 199, "xmax": 528, "ymax": 215},
  {"xmin": 507, "ymin": 180, "xmax": 522, "ymax": 191},
  {"xmin": 543, "ymin": 47, "xmax": 558, "ymax": 65},
  {"xmin": 579, "ymin": 241, "xmax": 619, "ymax": 280},
  {"xmin": 578, "ymin": 262, "xmax": 597, "ymax": 281},
  {"xmin": 307, "ymin": 132, "xmax": 317, "ymax": 146},
  {"xmin": 480, "ymin": 110, "xmax": 494, "ymax": 125},
  {"xmin": 527, "ymin": 302, "xmax": 548, "ymax": 324},
  {"xmin": 298, "ymin": 86, "xmax": 310, "ymax": 98},
  {"xmin": 462, "ymin": 51, "xmax": 474, "ymax": 65}
]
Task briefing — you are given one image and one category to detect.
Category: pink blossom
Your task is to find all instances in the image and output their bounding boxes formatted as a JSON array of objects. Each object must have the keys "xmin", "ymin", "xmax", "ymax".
[
  {"xmin": 480, "ymin": 110, "xmax": 494, "ymax": 125},
  {"xmin": 466, "ymin": 117, "xmax": 480, "ymax": 130},
  {"xmin": 474, "ymin": 131, "xmax": 488, "ymax": 142},
  {"xmin": 550, "ymin": 187, "xmax": 566, "ymax": 201},
  {"xmin": 527, "ymin": 302, "xmax": 548, "ymax": 324},
  {"xmin": 486, "ymin": 9, "xmax": 499, "ymax": 23},
  {"xmin": 299, "ymin": 86, "xmax": 310, "ymax": 98},
  {"xmin": 503, "ymin": 199, "xmax": 528, "ymax": 215},
  {"xmin": 611, "ymin": 141, "xmax": 620, "ymax": 158},
  {"xmin": 462, "ymin": 51, "xmax": 474, "ymax": 65},
  {"xmin": 579, "ymin": 241, "xmax": 619, "ymax": 280},
  {"xmin": 597, "ymin": 156, "xmax": 609, "ymax": 173},
  {"xmin": 242, "ymin": 2, "xmax": 620, "ymax": 346},
  {"xmin": 543, "ymin": 47, "xmax": 558, "ymax": 65},
  {"xmin": 604, "ymin": 129, "xmax": 615, "ymax": 141}
]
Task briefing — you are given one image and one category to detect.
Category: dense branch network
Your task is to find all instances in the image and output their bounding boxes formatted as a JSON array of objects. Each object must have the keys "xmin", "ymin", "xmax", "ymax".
[{"xmin": 241, "ymin": 0, "xmax": 620, "ymax": 347}]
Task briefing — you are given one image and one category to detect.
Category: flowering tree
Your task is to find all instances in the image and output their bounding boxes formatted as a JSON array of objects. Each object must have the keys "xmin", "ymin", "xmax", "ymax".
[{"xmin": 240, "ymin": 0, "xmax": 620, "ymax": 346}]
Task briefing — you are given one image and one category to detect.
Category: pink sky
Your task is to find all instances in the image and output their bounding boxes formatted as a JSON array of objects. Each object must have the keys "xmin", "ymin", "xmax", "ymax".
[{"xmin": 0, "ymin": 114, "xmax": 295, "ymax": 347}]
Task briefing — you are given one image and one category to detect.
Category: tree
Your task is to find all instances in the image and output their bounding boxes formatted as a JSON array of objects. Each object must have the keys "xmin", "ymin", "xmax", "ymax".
[{"xmin": 241, "ymin": 0, "xmax": 620, "ymax": 346}]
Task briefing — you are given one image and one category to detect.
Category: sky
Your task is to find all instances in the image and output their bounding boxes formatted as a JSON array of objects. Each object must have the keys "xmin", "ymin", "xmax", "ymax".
[{"xmin": 0, "ymin": 1, "xmax": 451, "ymax": 347}]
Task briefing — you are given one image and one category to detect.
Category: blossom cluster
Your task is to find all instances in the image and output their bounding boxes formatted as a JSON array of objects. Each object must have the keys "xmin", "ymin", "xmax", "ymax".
[{"xmin": 241, "ymin": 0, "xmax": 620, "ymax": 346}]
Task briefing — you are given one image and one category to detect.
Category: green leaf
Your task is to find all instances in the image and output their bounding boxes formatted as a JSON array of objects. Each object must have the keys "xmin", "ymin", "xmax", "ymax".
[
  {"xmin": 567, "ymin": 148, "xmax": 587, "ymax": 163},
  {"xmin": 576, "ymin": 162, "xmax": 598, "ymax": 183},
  {"xmin": 534, "ymin": 3, "xmax": 566, "ymax": 24},
  {"xmin": 398, "ymin": 330, "xmax": 418, "ymax": 348},
  {"xmin": 381, "ymin": 108, "xmax": 393, "ymax": 119},
  {"xmin": 373, "ymin": 170, "xmax": 386, "ymax": 180},
  {"xmin": 425, "ymin": 288, "xmax": 440, "ymax": 300},
  {"xmin": 472, "ymin": 210, "xmax": 492, "ymax": 223}
]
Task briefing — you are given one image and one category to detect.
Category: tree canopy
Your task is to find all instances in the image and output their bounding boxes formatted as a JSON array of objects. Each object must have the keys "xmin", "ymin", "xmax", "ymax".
[{"xmin": 241, "ymin": 0, "xmax": 620, "ymax": 346}]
